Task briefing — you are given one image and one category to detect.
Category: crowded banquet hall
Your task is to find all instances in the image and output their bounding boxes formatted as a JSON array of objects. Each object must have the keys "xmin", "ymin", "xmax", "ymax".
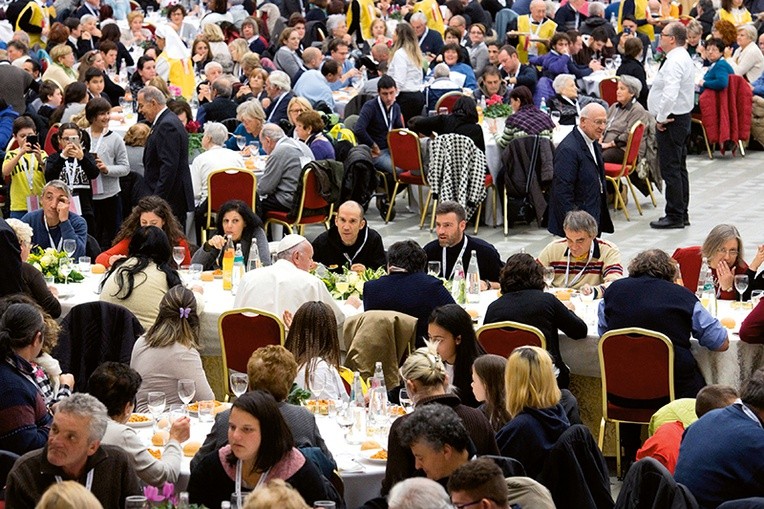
[{"xmin": 1, "ymin": 0, "xmax": 764, "ymax": 506}]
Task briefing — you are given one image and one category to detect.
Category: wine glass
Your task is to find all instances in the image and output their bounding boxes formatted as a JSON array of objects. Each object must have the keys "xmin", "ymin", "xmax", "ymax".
[
  {"xmin": 147, "ymin": 391, "xmax": 166, "ymax": 424},
  {"xmin": 550, "ymin": 110, "xmax": 561, "ymax": 126},
  {"xmin": 236, "ymin": 135, "xmax": 246, "ymax": 151},
  {"xmin": 399, "ymin": 388, "xmax": 413, "ymax": 412},
  {"xmin": 734, "ymin": 274, "xmax": 749, "ymax": 305},
  {"xmin": 177, "ymin": 379, "xmax": 196, "ymax": 412},
  {"xmin": 248, "ymin": 139, "xmax": 261, "ymax": 156},
  {"xmin": 335, "ymin": 274, "xmax": 350, "ymax": 295},
  {"xmin": 309, "ymin": 374, "xmax": 325, "ymax": 402},
  {"xmin": 63, "ymin": 239, "xmax": 76, "ymax": 259},
  {"xmin": 230, "ymin": 372, "xmax": 248, "ymax": 398},
  {"xmin": 543, "ymin": 266, "xmax": 555, "ymax": 289},
  {"xmin": 427, "ymin": 261, "xmax": 441, "ymax": 277},
  {"xmin": 172, "ymin": 246, "xmax": 185, "ymax": 269},
  {"xmin": 336, "ymin": 404, "xmax": 354, "ymax": 437},
  {"xmin": 59, "ymin": 257, "xmax": 72, "ymax": 285}
]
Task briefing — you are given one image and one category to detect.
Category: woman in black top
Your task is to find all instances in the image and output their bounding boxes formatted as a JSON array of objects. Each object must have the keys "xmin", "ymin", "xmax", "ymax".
[
  {"xmin": 484, "ymin": 253, "xmax": 588, "ymax": 389},
  {"xmin": 615, "ymin": 37, "xmax": 648, "ymax": 108},
  {"xmin": 407, "ymin": 96, "xmax": 486, "ymax": 152}
]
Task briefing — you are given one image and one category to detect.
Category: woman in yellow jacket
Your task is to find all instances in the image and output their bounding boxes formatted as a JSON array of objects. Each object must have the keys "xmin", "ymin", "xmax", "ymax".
[
  {"xmin": 154, "ymin": 25, "xmax": 195, "ymax": 100},
  {"xmin": 718, "ymin": 0, "xmax": 752, "ymax": 26}
]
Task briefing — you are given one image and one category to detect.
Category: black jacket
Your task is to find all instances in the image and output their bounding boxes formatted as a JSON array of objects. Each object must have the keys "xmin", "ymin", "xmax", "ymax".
[
  {"xmin": 0, "ymin": 218, "xmax": 24, "ymax": 298},
  {"xmin": 312, "ymin": 225, "xmax": 387, "ymax": 272},
  {"xmin": 615, "ymin": 457, "xmax": 699, "ymax": 509},
  {"xmin": 616, "ymin": 56, "xmax": 648, "ymax": 107},
  {"xmin": 198, "ymin": 96, "xmax": 239, "ymax": 125}
]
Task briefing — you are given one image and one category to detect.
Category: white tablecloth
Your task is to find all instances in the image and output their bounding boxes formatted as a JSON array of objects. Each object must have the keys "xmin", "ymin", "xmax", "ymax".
[{"xmin": 131, "ymin": 412, "xmax": 387, "ymax": 506}]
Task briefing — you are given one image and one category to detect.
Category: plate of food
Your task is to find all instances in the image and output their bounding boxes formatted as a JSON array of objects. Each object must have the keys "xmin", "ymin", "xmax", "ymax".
[
  {"xmin": 359, "ymin": 448, "xmax": 388, "ymax": 464},
  {"xmin": 126, "ymin": 413, "xmax": 153, "ymax": 428},
  {"xmin": 187, "ymin": 400, "xmax": 229, "ymax": 416}
]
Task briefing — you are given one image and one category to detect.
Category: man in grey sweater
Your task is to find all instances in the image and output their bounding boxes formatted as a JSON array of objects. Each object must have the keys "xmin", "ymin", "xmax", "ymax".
[{"xmin": 257, "ymin": 123, "xmax": 314, "ymax": 219}]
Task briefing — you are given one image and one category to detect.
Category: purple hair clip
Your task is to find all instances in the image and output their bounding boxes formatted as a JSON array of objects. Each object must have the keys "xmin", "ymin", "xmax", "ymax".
[{"xmin": 179, "ymin": 307, "xmax": 191, "ymax": 319}]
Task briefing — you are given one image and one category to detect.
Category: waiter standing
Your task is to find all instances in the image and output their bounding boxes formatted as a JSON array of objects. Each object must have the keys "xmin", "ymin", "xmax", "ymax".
[{"xmin": 648, "ymin": 22, "xmax": 695, "ymax": 230}]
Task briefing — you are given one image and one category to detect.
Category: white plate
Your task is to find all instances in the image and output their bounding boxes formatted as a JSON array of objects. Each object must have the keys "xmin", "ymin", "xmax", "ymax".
[
  {"xmin": 359, "ymin": 448, "xmax": 387, "ymax": 464},
  {"xmin": 125, "ymin": 413, "xmax": 153, "ymax": 428}
]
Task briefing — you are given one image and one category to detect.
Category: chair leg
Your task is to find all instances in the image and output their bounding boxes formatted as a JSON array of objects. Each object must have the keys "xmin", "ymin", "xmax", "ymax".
[
  {"xmin": 492, "ymin": 185, "xmax": 498, "ymax": 227},
  {"xmin": 419, "ymin": 190, "xmax": 432, "ymax": 229},
  {"xmin": 626, "ymin": 176, "xmax": 643, "ymax": 215},
  {"xmin": 418, "ymin": 186, "xmax": 424, "ymax": 216},
  {"xmin": 739, "ymin": 139, "xmax": 746, "ymax": 157},
  {"xmin": 385, "ymin": 182, "xmax": 401, "ymax": 224},
  {"xmin": 474, "ymin": 201, "xmax": 483, "ymax": 235},
  {"xmin": 615, "ymin": 422, "xmax": 622, "ymax": 479},
  {"xmin": 645, "ymin": 177, "xmax": 657, "ymax": 207},
  {"xmin": 607, "ymin": 176, "xmax": 629, "ymax": 220},
  {"xmin": 598, "ymin": 417, "xmax": 606, "ymax": 451},
  {"xmin": 700, "ymin": 123, "xmax": 713, "ymax": 159},
  {"xmin": 503, "ymin": 189, "xmax": 509, "ymax": 236},
  {"xmin": 429, "ymin": 197, "xmax": 438, "ymax": 231}
]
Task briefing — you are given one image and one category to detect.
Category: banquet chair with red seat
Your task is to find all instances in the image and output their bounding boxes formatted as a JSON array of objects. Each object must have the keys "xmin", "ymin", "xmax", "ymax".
[
  {"xmin": 263, "ymin": 166, "xmax": 334, "ymax": 236},
  {"xmin": 604, "ymin": 121, "xmax": 647, "ymax": 220},
  {"xmin": 385, "ymin": 129, "xmax": 430, "ymax": 225},
  {"xmin": 218, "ymin": 308, "xmax": 284, "ymax": 399},
  {"xmin": 599, "ymin": 77, "xmax": 619, "ymax": 106},
  {"xmin": 203, "ymin": 167, "xmax": 257, "ymax": 242},
  {"xmin": 44, "ymin": 124, "xmax": 59, "ymax": 156},
  {"xmin": 475, "ymin": 321, "xmax": 547, "ymax": 358},
  {"xmin": 434, "ymin": 91, "xmax": 464, "ymax": 113},
  {"xmin": 598, "ymin": 327, "xmax": 675, "ymax": 478}
]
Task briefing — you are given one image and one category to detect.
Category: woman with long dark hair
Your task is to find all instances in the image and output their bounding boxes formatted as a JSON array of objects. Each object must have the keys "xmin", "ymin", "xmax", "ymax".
[
  {"xmin": 428, "ymin": 304, "xmax": 485, "ymax": 408},
  {"xmin": 100, "ymin": 226, "xmax": 202, "ymax": 329},
  {"xmin": 471, "ymin": 354, "xmax": 511, "ymax": 431},
  {"xmin": 191, "ymin": 200, "xmax": 270, "ymax": 270},
  {"xmin": 283, "ymin": 301, "xmax": 345, "ymax": 400},
  {"xmin": 188, "ymin": 390, "xmax": 331, "ymax": 507},
  {"xmin": 97, "ymin": 195, "xmax": 190, "ymax": 268}
]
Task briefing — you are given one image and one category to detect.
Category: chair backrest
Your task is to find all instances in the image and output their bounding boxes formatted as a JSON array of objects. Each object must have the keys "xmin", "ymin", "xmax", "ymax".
[
  {"xmin": 434, "ymin": 91, "xmax": 464, "ymax": 113},
  {"xmin": 220, "ymin": 117, "xmax": 240, "ymax": 133},
  {"xmin": 44, "ymin": 124, "xmax": 59, "ymax": 156},
  {"xmin": 206, "ymin": 168, "xmax": 257, "ymax": 229},
  {"xmin": 387, "ymin": 129, "xmax": 425, "ymax": 178},
  {"xmin": 599, "ymin": 327, "xmax": 675, "ymax": 422},
  {"xmin": 218, "ymin": 308, "xmax": 285, "ymax": 393},
  {"xmin": 476, "ymin": 321, "xmax": 546, "ymax": 358},
  {"xmin": 599, "ymin": 77, "xmax": 619, "ymax": 106},
  {"xmin": 622, "ymin": 121, "xmax": 645, "ymax": 171}
]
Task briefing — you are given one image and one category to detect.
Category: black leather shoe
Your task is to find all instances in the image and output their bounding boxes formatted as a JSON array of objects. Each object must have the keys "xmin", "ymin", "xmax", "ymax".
[
  {"xmin": 684, "ymin": 218, "xmax": 691, "ymax": 226},
  {"xmin": 650, "ymin": 217, "xmax": 685, "ymax": 229}
]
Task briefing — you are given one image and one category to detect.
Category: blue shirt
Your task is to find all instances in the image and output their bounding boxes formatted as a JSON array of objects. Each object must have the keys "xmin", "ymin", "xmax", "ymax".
[
  {"xmin": 293, "ymin": 69, "xmax": 335, "ymax": 108},
  {"xmin": 21, "ymin": 209, "xmax": 88, "ymax": 259}
]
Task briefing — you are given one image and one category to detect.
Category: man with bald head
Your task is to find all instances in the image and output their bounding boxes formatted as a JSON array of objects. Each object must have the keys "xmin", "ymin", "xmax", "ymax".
[
  {"xmin": 547, "ymin": 102, "xmax": 613, "ymax": 237},
  {"xmin": 293, "ymin": 47, "xmax": 339, "ymax": 108},
  {"xmin": 312, "ymin": 200, "xmax": 387, "ymax": 273}
]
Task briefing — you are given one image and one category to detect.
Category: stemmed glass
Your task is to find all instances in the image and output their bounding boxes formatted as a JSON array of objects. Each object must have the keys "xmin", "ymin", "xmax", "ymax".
[
  {"xmin": 172, "ymin": 246, "xmax": 185, "ymax": 269},
  {"xmin": 734, "ymin": 274, "xmax": 749, "ymax": 306},
  {"xmin": 63, "ymin": 239, "xmax": 76, "ymax": 259},
  {"xmin": 236, "ymin": 135, "xmax": 246, "ymax": 151},
  {"xmin": 550, "ymin": 111, "xmax": 561, "ymax": 126},
  {"xmin": 59, "ymin": 257, "xmax": 72, "ymax": 285},
  {"xmin": 336, "ymin": 404, "xmax": 354, "ymax": 437},
  {"xmin": 177, "ymin": 379, "xmax": 196, "ymax": 413},
  {"xmin": 147, "ymin": 391, "xmax": 166, "ymax": 426},
  {"xmin": 543, "ymin": 266, "xmax": 555, "ymax": 289},
  {"xmin": 309, "ymin": 374, "xmax": 325, "ymax": 402},
  {"xmin": 230, "ymin": 373, "xmax": 248, "ymax": 399},
  {"xmin": 427, "ymin": 261, "xmax": 441, "ymax": 278},
  {"xmin": 399, "ymin": 388, "xmax": 413, "ymax": 412}
]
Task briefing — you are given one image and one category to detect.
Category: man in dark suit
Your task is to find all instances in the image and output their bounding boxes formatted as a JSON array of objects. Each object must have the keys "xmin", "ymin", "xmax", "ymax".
[
  {"xmin": 74, "ymin": 0, "xmax": 100, "ymax": 19},
  {"xmin": 138, "ymin": 86, "xmax": 194, "ymax": 229},
  {"xmin": 263, "ymin": 70, "xmax": 294, "ymax": 125},
  {"xmin": 196, "ymin": 78, "xmax": 238, "ymax": 127},
  {"xmin": 554, "ymin": 0, "xmax": 587, "ymax": 31},
  {"xmin": 411, "ymin": 12, "xmax": 444, "ymax": 56},
  {"xmin": 0, "ymin": 217, "xmax": 24, "ymax": 298},
  {"xmin": 497, "ymin": 44, "xmax": 538, "ymax": 93},
  {"xmin": 547, "ymin": 103, "xmax": 614, "ymax": 238},
  {"xmin": 364, "ymin": 240, "xmax": 455, "ymax": 343}
]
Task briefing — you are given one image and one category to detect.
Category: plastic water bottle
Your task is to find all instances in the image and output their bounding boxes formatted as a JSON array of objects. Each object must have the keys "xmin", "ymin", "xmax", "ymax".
[
  {"xmin": 466, "ymin": 250, "xmax": 481, "ymax": 304},
  {"xmin": 222, "ymin": 236, "xmax": 234, "ymax": 291},
  {"xmin": 700, "ymin": 258, "xmax": 717, "ymax": 316},
  {"xmin": 247, "ymin": 238, "xmax": 260, "ymax": 271},
  {"xmin": 231, "ymin": 243, "xmax": 244, "ymax": 295},
  {"xmin": 451, "ymin": 257, "xmax": 467, "ymax": 305},
  {"xmin": 610, "ymin": 12, "xmax": 618, "ymax": 30},
  {"xmin": 540, "ymin": 97, "xmax": 549, "ymax": 115},
  {"xmin": 351, "ymin": 371, "xmax": 365, "ymax": 407},
  {"xmin": 369, "ymin": 362, "xmax": 388, "ymax": 426},
  {"xmin": 696, "ymin": 257, "xmax": 710, "ymax": 298}
]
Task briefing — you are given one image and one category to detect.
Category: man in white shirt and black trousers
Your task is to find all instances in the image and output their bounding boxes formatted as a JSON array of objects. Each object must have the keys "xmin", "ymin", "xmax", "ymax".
[{"xmin": 647, "ymin": 22, "xmax": 696, "ymax": 230}]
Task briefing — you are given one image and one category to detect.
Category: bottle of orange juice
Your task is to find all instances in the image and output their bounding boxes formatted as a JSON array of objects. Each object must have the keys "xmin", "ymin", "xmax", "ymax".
[{"xmin": 222, "ymin": 236, "xmax": 235, "ymax": 290}]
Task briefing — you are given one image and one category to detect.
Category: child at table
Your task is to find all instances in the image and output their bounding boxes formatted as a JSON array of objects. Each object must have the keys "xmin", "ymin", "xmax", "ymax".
[{"xmin": 2, "ymin": 117, "xmax": 47, "ymax": 219}]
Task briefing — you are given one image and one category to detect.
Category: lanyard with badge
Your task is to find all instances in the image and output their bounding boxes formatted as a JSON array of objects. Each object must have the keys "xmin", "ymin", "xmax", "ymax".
[
  {"xmin": 267, "ymin": 94, "xmax": 287, "ymax": 122},
  {"xmin": 564, "ymin": 240, "xmax": 595, "ymax": 287},
  {"xmin": 235, "ymin": 460, "xmax": 269, "ymax": 502},
  {"xmin": 44, "ymin": 214, "xmax": 63, "ymax": 251},
  {"xmin": 345, "ymin": 227, "xmax": 369, "ymax": 264},
  {"xmin": 378, "ymin": 97, "xmax": 394, "ymax": 131},
  {"xmin": 443, "ymin": 236, "xmax": 469, "ymax": 279},
  {"xmin": 55, "ymin": 469, "xmax": 94, "ymax": 491},
  {"xmin": 527, "ymin": 20, "xmax": 544, "ymax": 55}
]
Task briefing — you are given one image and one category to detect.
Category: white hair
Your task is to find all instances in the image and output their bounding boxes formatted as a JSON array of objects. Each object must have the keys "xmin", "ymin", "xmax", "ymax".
[
  {"xmin": 57, "ymin": 393, "xmax": 109, "ymax": 443},
  {"xmin": 552, "ymin": 73, "xmax": 575, "ymax": 94},
  {"xmin": 268, "ymin": 70, "xmax": 291, "ymax": 92},
  {"xmin": 433, "ymin": 63, "xmax": 451, "ymax": 78},
  {"xmin": 589, "ymin": 2, "xmax": 605, "ymax": 16},
  {"xmin": 260, "ymin": 123, "xmax": 286, "ymax": 142},
  {"xmin": 203, "ymin": 122, "xmax": 229, "ymax": 146},
  {"xmin": 204, "ymin": 61, "xmax": 223, "ymax": 74},
  {"xmin": 326, "ymin": 14, "xmax": 347, "ymax": 33},
  {"xmin": 618, "ymin": 74, "xmax": 642, "ymax": 97},
  {"xmin": 410, "ymin": 12, "xmax": 427, "ymax": 24},
  {"xmin": 388, "ymin": 478, "xmax": 452, "ymax": 509},
  {"xmin": 5, "ymin": 218, "xmax": 33, "ymax": 246}
]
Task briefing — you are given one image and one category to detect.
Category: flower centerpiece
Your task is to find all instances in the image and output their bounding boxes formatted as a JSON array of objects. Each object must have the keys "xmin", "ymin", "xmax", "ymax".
[
  {"xmin": 27, "ymin": 247, "xmax": 84, "ymax": 284},
  {"xmin": 185, "ymin": 119, "xmax": 203, "ymax": 158},
  {"xmin": 314, "ymin": 266, "xmax": 387, "ymax": 300},
  {"xmin": 144, "ymin": 483, "xmax": 206, "ymax": 508},
  {"xmin": 483, "ymin": 94, "xmax": 512, "ymax": 119}
]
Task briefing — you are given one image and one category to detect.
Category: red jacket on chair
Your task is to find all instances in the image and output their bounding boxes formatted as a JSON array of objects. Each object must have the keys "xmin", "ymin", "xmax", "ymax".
[{"xmin": 698, "ymin": 74, "xmax": 752, "ymax": 150}]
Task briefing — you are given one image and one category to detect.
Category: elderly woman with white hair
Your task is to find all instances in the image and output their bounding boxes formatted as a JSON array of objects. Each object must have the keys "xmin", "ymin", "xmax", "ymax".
[
  {"xmin": 600, "ymin": 75, "xmax": 651, "ymax": 163},
  {"xmin": 224, "ymin": 99, "xmax": 267, "ymax": 152},
  {"xmin": 548, "ymin": 74, "xmax": 607, "ymax": 126},
  {"xmin": 262, "ymin": 70, "xmax": 295, "ymax": 125},
  {"xmin": 4, "ymin": 219, "xmax": 62, "ymax": 318},
  {"xmin": 729, "ymin": 24, "xmax": 764, "ymax": 83}
]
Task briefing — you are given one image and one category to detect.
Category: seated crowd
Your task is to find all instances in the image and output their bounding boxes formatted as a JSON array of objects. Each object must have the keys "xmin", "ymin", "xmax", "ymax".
[{"xmin": 1, "ymin": 0, "xmax": 764, "ymax": 506}]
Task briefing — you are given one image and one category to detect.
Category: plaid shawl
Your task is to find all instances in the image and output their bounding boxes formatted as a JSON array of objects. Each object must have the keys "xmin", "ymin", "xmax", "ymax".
[{"xmin": 505, "ymin": 105, "xmax": 556, "ymax": 135}]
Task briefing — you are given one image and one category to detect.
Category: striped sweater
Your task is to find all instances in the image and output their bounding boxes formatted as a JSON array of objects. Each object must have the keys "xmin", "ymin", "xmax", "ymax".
[{"xmin": 537, "ymin": 238, "xmax": 624, "ymax": 298}]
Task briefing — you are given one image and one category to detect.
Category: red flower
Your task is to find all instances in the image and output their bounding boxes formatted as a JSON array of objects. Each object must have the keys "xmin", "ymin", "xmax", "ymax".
[
  {"xmin": 186, "ymin": 120, "xmax": 201, "ymax": 134},
  {"xmin": 486, "ymin": 94, "xmax": 504, "ymax": 107}
]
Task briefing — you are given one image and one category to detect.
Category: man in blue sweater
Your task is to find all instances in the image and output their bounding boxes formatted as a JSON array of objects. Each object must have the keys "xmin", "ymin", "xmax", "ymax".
[
  {"xmin": 21, "ymin": 180, "xmax": 88, "ymax": 259},
  {"xmin": 353, "ymin": 75, "xmax": 404, "ymax": 176},
  {"xmin": 674, "ymin": 368, "xmax": 764, "ymax": 507}
]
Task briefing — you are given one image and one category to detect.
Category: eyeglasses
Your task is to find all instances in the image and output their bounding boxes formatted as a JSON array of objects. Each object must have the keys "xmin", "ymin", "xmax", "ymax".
[
  {"xmin": 717, "ymin": 248, "xmax": 739, "ymax": 257},
  {"xmin": 289, "ymin": 108, "xmax": 305, "ymax": 113}
]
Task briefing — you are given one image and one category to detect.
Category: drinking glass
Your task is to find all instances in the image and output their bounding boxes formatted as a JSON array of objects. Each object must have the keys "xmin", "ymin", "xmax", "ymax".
[
  {"xmin": 734, "ymin": 274, "xmax": 749, "ymax": 305},
  {"xmin": 63, "ymin": 239, "xmax": 76, "ymax": 258},
  {"xmin": 173, "ymin": 246, "xmax": 185, "ymax": 269},
  {"xmin": 399, "ymin": 388, "xmax": 413, "ymax": 411},
  {"xmin": 189, "ymin": 263, "xmax": 203, "ymax": 280},
  {"xmin": 231, "ymin": 493, "xmax": 244, "ymax": 509},
  {"xmin": 336, "ymin": 404, "xmax": 354, "ymax": 436},
  {"xmin": 236, "ymin": 135, "xmax": 246, "ymax": 151},
  {"xmin": 230, "ymin": 372, "xmax": 248, "ymax": 398},
  {"xmin": 59, "ymin": 257, "xmax": 72, "ymax": 285},
  {"xmin": 752, "ymin": 289, "xmax": 764, "ymax": 307},
  {"xmin": 309, "ymin": 375, "xmax": 325, "ymax": 402},
  {"xmin": 248, "ymin": 139, "xmax": 261, "ymax": 156},
  {"xmin": 335, "ymin": 274, "xmax": 350, "ymax": 295},
  {"xmin": 147, "ymin": 391, "xmax": 166, "ymax": 423},
  {"xmin": 543, "ymin": 266, "xmax": 555, "ymax": 289},
  {"xmin": 146, "ymin": 5, "xmax": 154, "ymax": 16},
  {"xmin": 177, "ymin": 379, "xmax": 196, "ymax": 412},
  {"xmin": 314, "ymin": 502, "xmax": 336, "ymax": 508},
  {"xmin": 169, "ymin": 403, "xmax": 186, "ymax": 421},
  {"xmin": 605, "ymin": 58, "xmax": 614, "ymax": 70},
  {"xmin": 78, "ymin": 256, "xmax": 91, "ymax": 273},
  {"xmin": 125, "ymin": 496, "xmax": 149, "ymax": 509},
  {"xmin": 550, "ymin": 111, "xmax": 561, "ymax": 126},
  {"xmin": 427, "ymin": 261, "xmax": 441, "ymax": 278}
]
